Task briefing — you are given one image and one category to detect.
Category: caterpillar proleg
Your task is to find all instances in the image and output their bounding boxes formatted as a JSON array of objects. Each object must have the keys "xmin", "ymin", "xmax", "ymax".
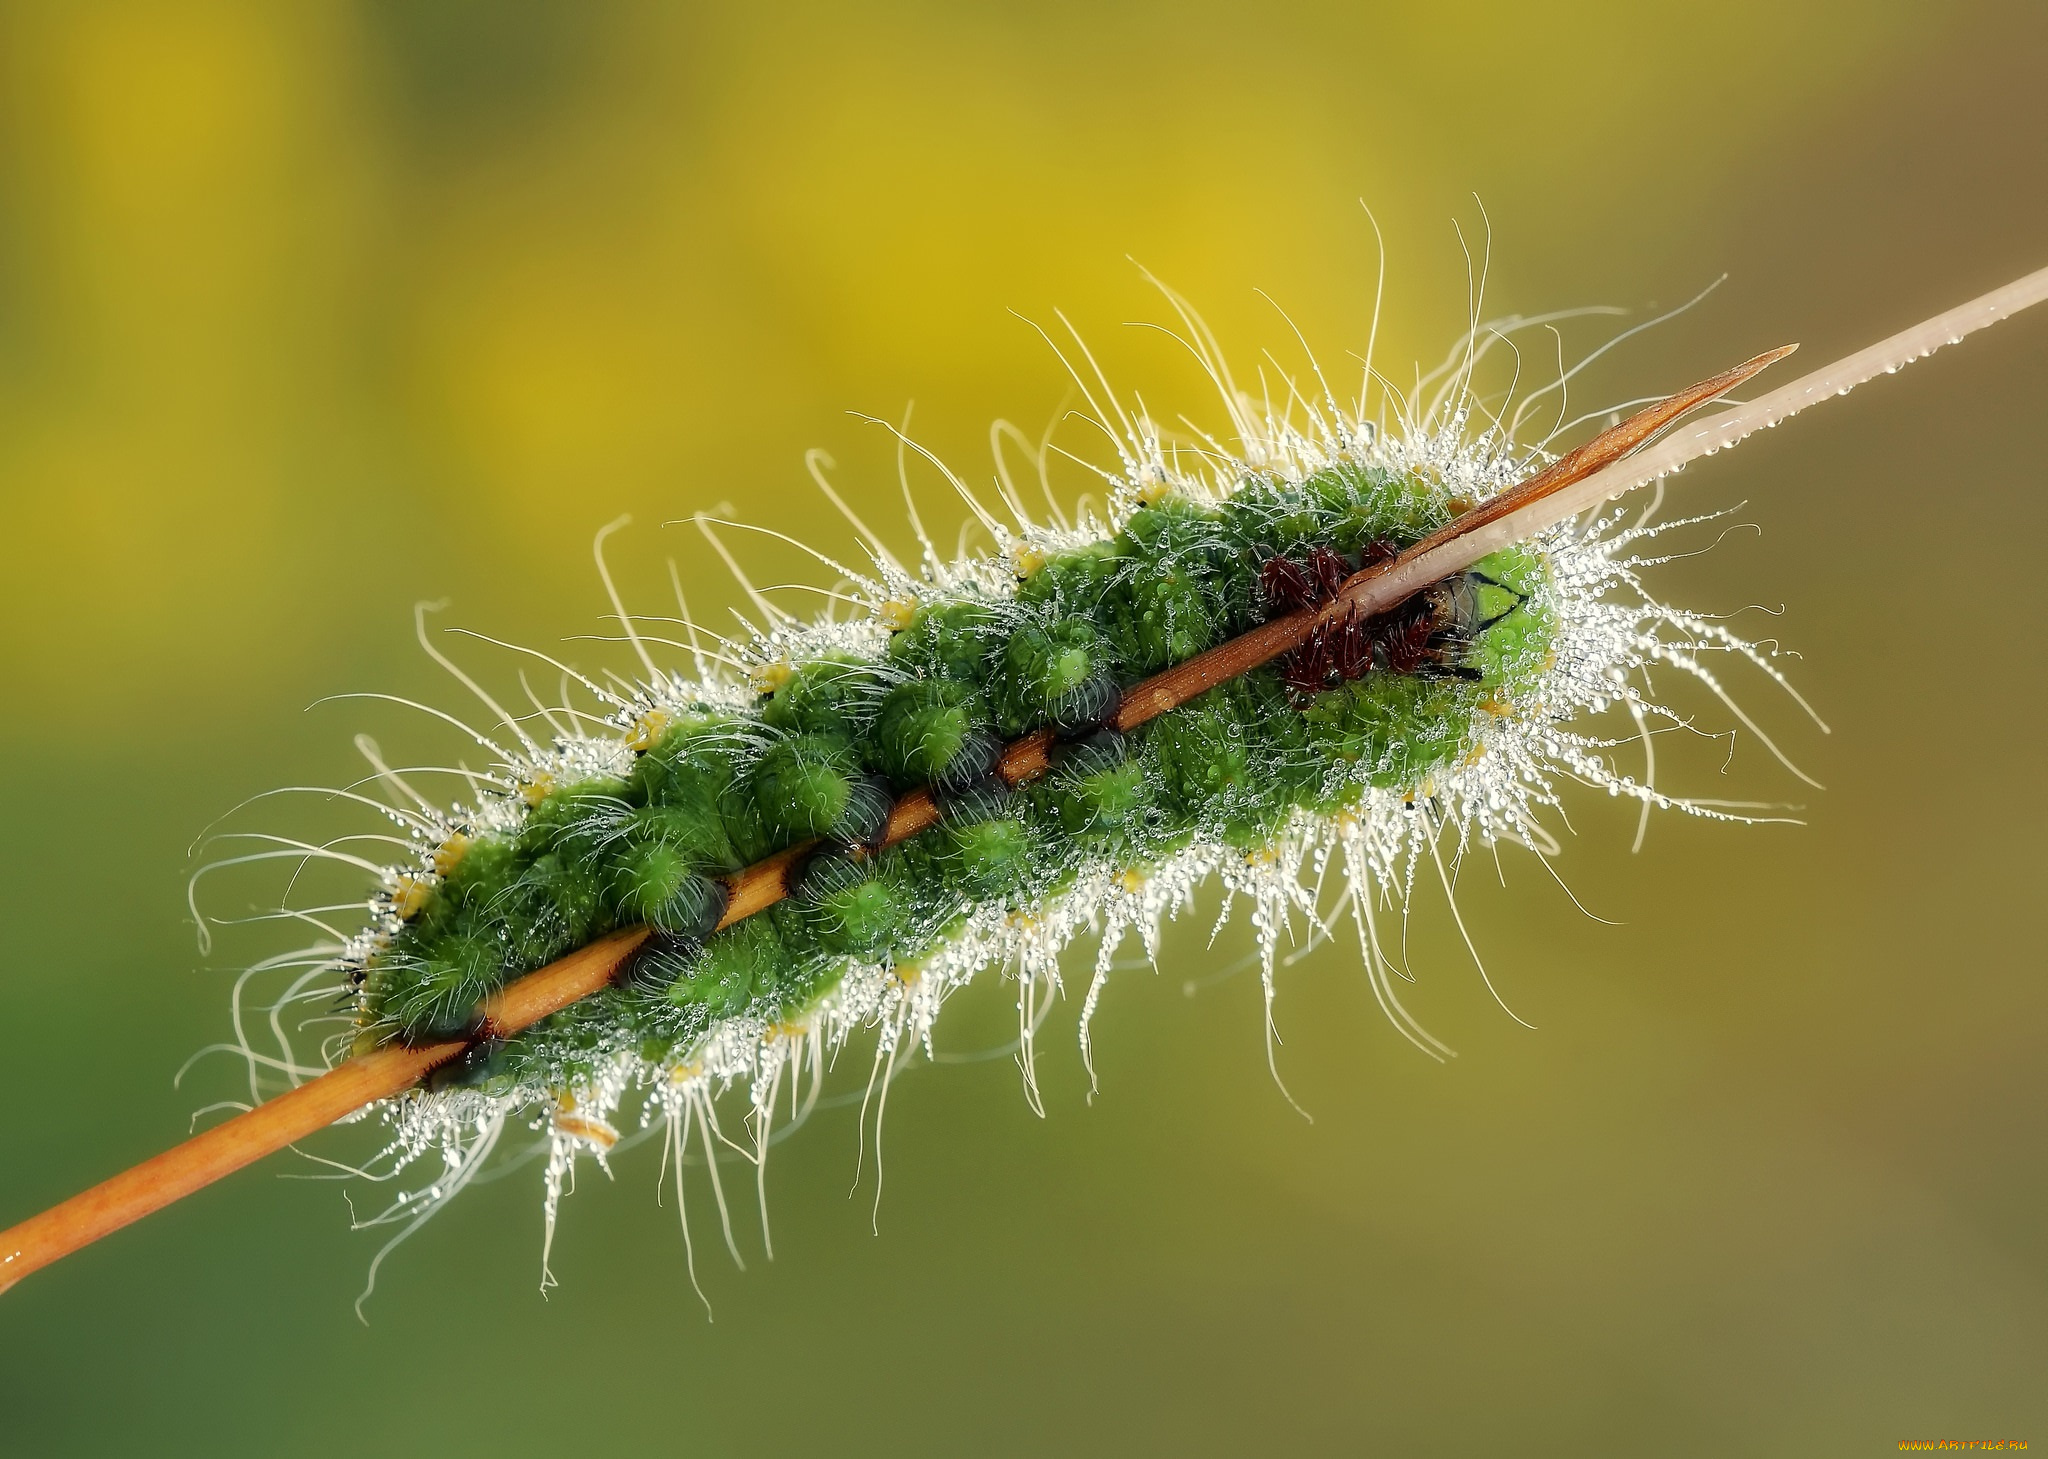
[{"xmin": 5, "ymin": 260, "xmax": 2045, "ymax": 1302}]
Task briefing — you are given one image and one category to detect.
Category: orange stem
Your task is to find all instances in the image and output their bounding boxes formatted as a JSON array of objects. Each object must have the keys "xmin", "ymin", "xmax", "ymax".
[{"xmin": 0, "ymin": 346, "xmax": 1788, "ymax": 1293}]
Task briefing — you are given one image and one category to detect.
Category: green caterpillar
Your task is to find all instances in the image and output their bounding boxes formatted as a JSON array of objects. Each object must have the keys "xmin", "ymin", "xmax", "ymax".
[{"xmin": 192, "ymin": 290, "xmax": 1828, "ymax": 1298}]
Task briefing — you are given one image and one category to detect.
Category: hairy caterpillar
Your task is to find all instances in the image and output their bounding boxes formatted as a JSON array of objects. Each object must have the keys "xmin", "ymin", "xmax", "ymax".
[{"xmin": 4, "ymin": 259, "xmax": 2044, "ymax": 1302}]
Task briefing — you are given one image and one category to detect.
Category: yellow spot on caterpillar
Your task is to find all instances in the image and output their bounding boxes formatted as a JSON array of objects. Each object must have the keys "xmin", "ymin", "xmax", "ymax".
[
  {"xmin": 669, "ymin": 1061, "xmax": 703, "ymax": 1085},
  {"xmin": 520, "ymin": 771, "xmax": 557, "ymax": 808},
  {"xmin": 749, "ymin": 661, "xmax": 794, "ymax": 694},
  {"xmin": 1446, "ymin": 495, "xmax": 1474, "ymax": 515},
  {"xmin": 553, "ymin": 1113, "xmax": 619, "ymax": 1151},
  {"xmin": 895, "ymin": 962, "xmax": 923, "ymax": 989},
  {"xmin": 555, "ymin": 1091, "xmax": 577, "ymax": 1114},
  {"xmin": 877, "ymin": 599, "xmax": 918, "ymax": 632},
  {"xmin": 1401, "ymin": 777, "xmax": 1441, "ymax": 812},
  {"xmin": 768, "ymin": 1019, "xmax": 810, "ymax": 1042},
  {"xmin": 626, "ymin": 708, "xmax": 672, "ymax": 752},
  {"xmin": 1013, "ymin": 544, "xmax": 1047, "ymax": 578},
  {"xmin": 1461, "ymin": 742, "xmax": 1488, "ymax": 768},
  {"xmin": 1479, "ymin": 697, "xmax": 1513, "ymax": 718},
  {"xmin": 1134, "ymin": 476, "xmax": 1174, "ymax": 506},
  {"xmin": 1245, "ymin": 847, "xmax": 1277, "ymax": 870},
  {"xmin": 391, "ymin": 873, "xmax": 432, "ymax": 921},
  {"xmin": 1118, "ymin": 869, "xmax": 1147, "ymax": 894},
  {"xmin": 432, "ymin": 832, "xmax": 471, "ymax": 878},
  {"xmin": 349, "ymin": 1026, "xmax": 384, "ymax": 1058}
]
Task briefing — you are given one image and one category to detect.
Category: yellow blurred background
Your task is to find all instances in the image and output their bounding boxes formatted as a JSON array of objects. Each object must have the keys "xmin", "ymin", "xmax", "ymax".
[{"xmin": 2, "ymin": 2, "xmax": 2044, "ymax": 1453}]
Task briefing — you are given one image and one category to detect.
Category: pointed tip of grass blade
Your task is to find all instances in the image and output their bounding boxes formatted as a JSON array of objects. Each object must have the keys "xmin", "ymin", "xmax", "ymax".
[{"xmin": 1338, "ymin": 341, "xmax": 1803, "ymax": 624}]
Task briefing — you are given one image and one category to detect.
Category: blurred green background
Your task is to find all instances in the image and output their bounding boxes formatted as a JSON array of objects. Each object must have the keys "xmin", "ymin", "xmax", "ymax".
[{"xmin": 2, "ymin": 2, "xmax": 2044, "ymax": 1453}]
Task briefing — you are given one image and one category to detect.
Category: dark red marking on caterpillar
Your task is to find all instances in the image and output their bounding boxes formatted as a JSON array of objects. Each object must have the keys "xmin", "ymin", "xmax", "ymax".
[
  {"xmin": 1259, "ymin": 541, "xmax": 1526, "ymax": 703},
  {"xmin": 1255, "ymin": 541, "xmax": 1391, "ymax": 618}
]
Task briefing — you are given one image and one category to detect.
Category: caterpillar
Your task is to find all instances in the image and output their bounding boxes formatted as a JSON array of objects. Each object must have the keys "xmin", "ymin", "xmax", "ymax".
[{"xmin": 4, "ymin": 259, "xmax": 2044, "ymax": 1303}]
